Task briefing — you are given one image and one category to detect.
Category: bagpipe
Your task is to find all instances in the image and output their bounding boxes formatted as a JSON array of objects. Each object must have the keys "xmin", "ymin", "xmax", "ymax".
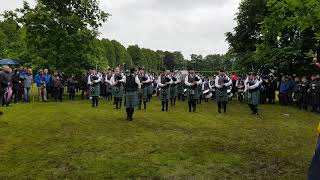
[
  {"xmin": 191, "ymin": 76, "xmax": 200, "ymax": 89},
  {"xmin": 114, "ymin": 74, "xmax": 124, "ymax": 87}
]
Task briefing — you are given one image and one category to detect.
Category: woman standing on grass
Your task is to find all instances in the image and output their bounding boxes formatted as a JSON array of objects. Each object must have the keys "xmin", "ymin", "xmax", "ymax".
[
  {"xmin": 124, "ymin": 68, "xmax": 141, "ymax": 121},
  {"xmin": 88, "ymin": 70, "xmax": 101, "ymax": 107}
]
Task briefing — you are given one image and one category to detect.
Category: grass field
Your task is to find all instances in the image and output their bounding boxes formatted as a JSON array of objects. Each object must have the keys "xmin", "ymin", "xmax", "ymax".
[{"xmin": 0, "ymin": 90, "xmax": 319, "ymax": 179}]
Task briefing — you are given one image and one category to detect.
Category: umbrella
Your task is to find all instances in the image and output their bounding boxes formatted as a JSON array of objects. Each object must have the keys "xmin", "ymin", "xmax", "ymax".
[{"xmin": 0, "ymin": 59, "xmax": 20, "ymax": 65}]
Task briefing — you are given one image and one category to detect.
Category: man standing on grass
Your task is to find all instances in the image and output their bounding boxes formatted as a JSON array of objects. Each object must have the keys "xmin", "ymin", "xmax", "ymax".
[
  {"xmin": 124, "ymin": 68, "xmax": 141, "ymax": 121},
  {"xmin": 308, "ymin": 123, "xmax": 320, "ymax": 180},
  {"xmin": 185, "ymin": 68, "xmax": 202, "ymax": 113},
  {"xmin": 215, "ymin": 69, "xmax": 232, "ymax": 113}
]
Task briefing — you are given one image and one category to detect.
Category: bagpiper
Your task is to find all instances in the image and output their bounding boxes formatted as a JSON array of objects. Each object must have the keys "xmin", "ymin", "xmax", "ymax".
[
  {"xmin": 110, "ymin": 67, "xmax": 126, "ymax": 109},
  {"xmin": 185, "ymin": 68, "xmax": 202, "ymax": 112},
  {"xmin": 170, "ymin": 71, "xmax": 180, "ymax": 106},
  {"xmin": 138, "ymin": 68, "xmax": 151, "ymax": 110},
  {"xmin": 244, "ymin": 73, "xmax": 262, "ymax": 115},
  {"xmin": 88, "ymin": 70, "xmax": 102, "ymax": 107},
  {"xmin": 124, "ymin": 68, "xmax": 141, "ymax": 121},
  {"xmin": 157, "ymin": 69, "xmax": 172, "ymax": 111},
  {"xmin": 105, "ymin": 69, "xmax": 113, "ymax": 101},
  {"xmin": 215, "ymin": 69, "xmax": 232, "ymax": 113}
]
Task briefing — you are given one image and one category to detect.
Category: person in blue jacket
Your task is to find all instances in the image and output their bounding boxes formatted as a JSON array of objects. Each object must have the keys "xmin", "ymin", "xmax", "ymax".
[{"xmin": 34, "ymin": 69, "xmax": 47, "ymax": 102}]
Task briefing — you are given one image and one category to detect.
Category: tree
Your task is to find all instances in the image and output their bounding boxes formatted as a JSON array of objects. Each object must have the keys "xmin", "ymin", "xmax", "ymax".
[{"xmin": 16, "ymin": 0, "xmax": 109, "ymax": 74}]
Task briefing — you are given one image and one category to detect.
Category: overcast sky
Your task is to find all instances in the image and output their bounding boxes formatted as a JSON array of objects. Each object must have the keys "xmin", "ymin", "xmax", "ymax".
[{"xmin": 0, "ymin": 0, "xmax": 240, "ymax": 59}]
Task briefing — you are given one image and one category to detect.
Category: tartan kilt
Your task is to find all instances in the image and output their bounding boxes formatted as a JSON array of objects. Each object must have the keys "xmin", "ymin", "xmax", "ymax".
[
  {"xmin": 125, "ymin": 91, "xmax": 139, "ymax": 108},
  {"xmin": 216, "ymin": 89, "xmax": 228, "ymax": 102},
  {"xmin": 113, "ymin": 86, "xmax": 124, "ymax": 98},
  {"xmin": 187, "ymin": 88, "xmax": 199, "ymax": 100},
  {"xmin": 160, "ymin": 87, "xmax": 170, "ymax": 101},
  {"xmin": 147, "ymin": 84, "xmax": 153, "ymax": 95},
  {"xmin": 246, "ymin": 90, "xmax": 260, "ymax": 105},
  {"xmin": 106, "ymin": 84, "xmax": 113, "ymax": 93},
  {"xmin": 170, "ymin": 85, "xmax": 178, "ymax": 98},
  {"xmin": 138, "ymin": 87, "xmax": 148, "ymax": 100},
  {"xmin": 90, "ymin": 84, "xmax": 100, "ymax": 97}
]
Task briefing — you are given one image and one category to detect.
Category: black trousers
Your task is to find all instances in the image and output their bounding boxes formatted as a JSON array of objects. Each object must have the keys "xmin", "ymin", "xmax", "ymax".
[{"xmin": 161, "ymin": 101, "xmax": 168, "ymax": 111}]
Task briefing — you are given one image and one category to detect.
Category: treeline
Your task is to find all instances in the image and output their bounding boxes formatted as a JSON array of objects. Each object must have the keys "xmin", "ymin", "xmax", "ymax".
[
  {"xmin": 0, "ymin": 0, "xmax": 232, "ymax": 75},
  {"xmin": 226, "ymin": 0, "xmax": 320, "ymax": 76}
]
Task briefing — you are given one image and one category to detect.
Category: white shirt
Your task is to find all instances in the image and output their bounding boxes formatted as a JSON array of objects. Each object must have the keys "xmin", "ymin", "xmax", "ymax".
[
  {"xmin": 215, "ymin": 75, "xmax": 232, "ymax": 89},
  {"xmin": 110, "ymin": 73, "xmax": 126, "ymax": 86}
]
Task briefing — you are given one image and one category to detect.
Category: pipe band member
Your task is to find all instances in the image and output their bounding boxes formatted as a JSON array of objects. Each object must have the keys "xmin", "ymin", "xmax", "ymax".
[
  {"xmin": 88, "ymin": 70, "xmax": 102, "ymax": 107},
  {"xmin": 170, "ymin": 71, "xmax": 180, "ymax": 106},
  {"xmin": 158, "ymin": 69, "xmax": 172, "ymax": 112},
  {"xmin": 244, "ymin": 73, "xmax": 262, "ymax": 115},
  {"xmin": 215, "ymin": 69, "xmax": 232, "ymax": 113},
  {"xmin": 124, "ymin": 68, "xmax": 141, "ymax": 121},
  {"xmin": 138, "ymin": 67, "xmax": 151, "ymax": 110},
  {"xmin": 185, "ymin": 68, "xmax": 202, "ymax": 112},
  {"xmin": 110, "ymin": 67, "xmax": 126, "ymax": 109}
]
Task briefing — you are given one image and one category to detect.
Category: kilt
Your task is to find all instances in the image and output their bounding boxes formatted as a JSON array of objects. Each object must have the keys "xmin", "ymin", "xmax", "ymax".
[
  {"xmin": 170, "ymin": 85, "xmax": 178, "ymax": 98},
  {"xmin": 160, "ymin": 87, "xmax": 170, "ymax": 101},
  {"xmin": 198, "ymin": 86, "xmax": 203, "ymax": 96},
  {"xmin": 113, "ymin": 86, "xmax": 124, "ymax": 98},
  {"xmin": 245, "ymin": 90, "xmax": 260, "ymax": 105},
  {"xmin": 90, "ymin": 84, "xmax": 100, "ymax": 97},
  {"xmin": 147, "ymin": 84, "xmax": 153, "ymax": 96},
  {"xmin": 106, "ymin": 84, "xmax": 113, "ymax": 93},
  {"xmin": 125, "ymin": 91, "xmax": 139, "ymax": 108},
  {"xmin": 216, "ymin": 88, "xmax": 228, "ymax": 102},
  {"xmin": 187, "ymin": 88, "xmax": 199, "ymax": 101},
  {"xmin": 138, "ymin": 87, "xmax": 148, "ymax": 100}
]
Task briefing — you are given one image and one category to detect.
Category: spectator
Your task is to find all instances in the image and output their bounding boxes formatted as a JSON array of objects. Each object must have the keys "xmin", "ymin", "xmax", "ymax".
[
  {"xmin": 22, "ymin": 69, "xmax": 33, "ymax": 102},
  {"xmin": 43, "ymin": 69, "xmax": 52, "ymax": 99},
  {"xmin": 279, "ymin": 76, "xmax": 289, "ymax": 105},
  {"xmin": 34, "ymin": 70, "xmax": 47, "ymax": 102},
  {"xmin": 12, "ymin": 68, "xmax": 24, "ymax": 103},
  {"xmin": 67, "ymin": 75, "xmax": 76, "ymax": 100},
  {"xmin": 0, "ymin": 66, "xmax": 13, "ymax": 106},
  {"xmin": 52, "ymin": 71, "xmax": 64, "ymax": 102}
]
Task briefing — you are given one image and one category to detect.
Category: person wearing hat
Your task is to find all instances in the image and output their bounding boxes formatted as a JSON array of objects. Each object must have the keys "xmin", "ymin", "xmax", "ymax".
[
  {"xmin": 110, "ymin": 67, "xmax": 126, "ymax": 109},
  {"xmin": 137, "ymin": 67, "xmax": 150, "ymax": 110},
  {"xmin": 124, "ymin": 68, "xmax": 141, "ymax": 121},
  {"xmin": 185, "ymin": 68, "xmax": 202, "ymax": 112},
  {"xmin": 34, "ymin": 69, "xmax": 47, "ymax": 102},
  {"xmin": 244, "ymin": 73, "xmax": 262, "ymax": 115},
  {"xmin": 214, "ymin": 69, "xmax": 232, "ymax": 113},
  {"xmin": 157, "ymin": 69, "xmax": 172, "ymax": 111}
]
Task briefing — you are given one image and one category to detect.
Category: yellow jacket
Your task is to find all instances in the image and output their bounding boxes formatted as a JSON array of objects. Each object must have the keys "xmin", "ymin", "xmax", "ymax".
[{"xmin": 318, "ymin": 123, "xmax": 320, "ymax": 135}]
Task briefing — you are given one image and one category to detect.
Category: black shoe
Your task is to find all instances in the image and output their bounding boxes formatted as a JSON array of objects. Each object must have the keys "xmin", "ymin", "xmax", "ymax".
[
  {"xmin": 218, "ymin": 110, "xmax": 221, "ymax": 114},
  {"xmin": 162, "ymin": 108, "xmax": 164, "ymax": 111}
]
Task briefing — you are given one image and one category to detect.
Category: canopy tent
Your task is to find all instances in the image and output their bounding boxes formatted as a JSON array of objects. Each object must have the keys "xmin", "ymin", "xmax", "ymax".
[{"xmin": 0, "ymin": 59, "xmax": 20, "ymax": 65}]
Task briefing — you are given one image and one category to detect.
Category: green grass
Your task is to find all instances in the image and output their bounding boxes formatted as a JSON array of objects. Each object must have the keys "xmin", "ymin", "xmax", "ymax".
[{"xmin": 0, "ymin": 89, "xmax": 319, "ymax": 179}]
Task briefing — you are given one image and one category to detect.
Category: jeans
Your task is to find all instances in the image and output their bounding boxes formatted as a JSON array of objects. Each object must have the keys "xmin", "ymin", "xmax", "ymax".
[
  {"xmin": 24, "ymin": 87, "xmax": 30, "ymax": 102},
  {"xmin": 308, "ymin": 136, "xmax": 320, "ymax": 180}
]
